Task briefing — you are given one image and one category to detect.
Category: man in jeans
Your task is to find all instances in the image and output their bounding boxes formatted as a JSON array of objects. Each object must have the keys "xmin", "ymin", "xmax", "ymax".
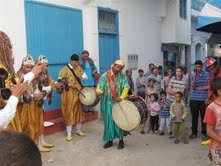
[{"xmin": 189, "ymin": 60, "xmax": 210, "ymax": 140}]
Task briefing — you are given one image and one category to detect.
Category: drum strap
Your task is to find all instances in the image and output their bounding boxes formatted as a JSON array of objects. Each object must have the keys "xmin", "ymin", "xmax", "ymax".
[
  {"xmin": 106, "ymin": 70, "xmax": 117, "ymax": 99},
  {"xmin": 66, "ymin": 65, "xmax": 84, "ymax": 88}
]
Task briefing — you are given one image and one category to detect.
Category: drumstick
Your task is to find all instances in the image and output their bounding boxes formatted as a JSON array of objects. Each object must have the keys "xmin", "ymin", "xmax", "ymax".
[
  {"xmin": 79, "ymin": 90, "xmax": 86, "ymax": 98},
  {"xmin": 75, "ymin": 87, "xmax": 86, "ymax": 98},
  {"xmin": 117, "ymin": 102, "xmax": 131, "ymax": 130}
]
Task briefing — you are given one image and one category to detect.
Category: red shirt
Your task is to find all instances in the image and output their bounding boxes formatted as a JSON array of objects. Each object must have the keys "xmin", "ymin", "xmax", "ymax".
[
  {"xmin": 204, "ymin": 101, "xmax": 221, "ymax": 150},
  {"xmin": 208, "ymin": 68, "xmax": 221, "ymax": 102}
]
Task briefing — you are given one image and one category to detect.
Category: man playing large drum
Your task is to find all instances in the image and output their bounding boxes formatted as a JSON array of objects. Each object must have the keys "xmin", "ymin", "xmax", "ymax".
[
  {"xmin": 79, "ymin": 50, "xmax": 99, "ymax": 113},
  {"xmin": 58, "ymin": 54, "xmax": 86, "ymax": 141},
  {"xmin": 96, "ymin": 60, "xmax": 130, "ymax": 150}
]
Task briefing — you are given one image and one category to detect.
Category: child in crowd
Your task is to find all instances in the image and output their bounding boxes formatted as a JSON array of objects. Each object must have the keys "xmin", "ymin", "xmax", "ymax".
[
  {"xmin": 159, "ymin": 91, "xmax": 172, "ymax": 137},
  {"xmin": 146, "ymin": 78, "xmax": 158, "ymax": 100},
  {"xmin": 204, "ymin": 77, "xmax": 221, "ymax": 165},
  {"xmin": 149, "ymin": 93, "xmax": 160, "ymax": 133},
  {"xmin": 170, "ymin": 91, "xmax": 188, "ymax": 144},
  {"xmin": 145, "ymin": 78, "xmax": 158, "ymax": 133}
]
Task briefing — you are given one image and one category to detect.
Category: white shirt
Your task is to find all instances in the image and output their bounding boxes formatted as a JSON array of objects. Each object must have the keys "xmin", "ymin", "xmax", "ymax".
[
  {"xmin": 0, "ymin": 95, "xmax": 18, "ymax": 128},
  {"xmin": 0, "ymin": 71, "xmax": 35, "ymax": 128},
  {"xmin": 68, "ymin": 63, "xmax": 88, "ymax": 80}
]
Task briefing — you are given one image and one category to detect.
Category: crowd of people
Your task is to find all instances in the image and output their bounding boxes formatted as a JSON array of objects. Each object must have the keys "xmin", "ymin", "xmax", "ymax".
[
  {"xmin": 127, "ymin": 63, "xmax": 189, "ymax": 143},
  {"xmin": 125, "ymin": 60, "xmax": 213, "ymax": 142},
  {"xmin": 2, "ymin": 51, "xmax": 221, "ymax": 165},
  {"xmin": 126, "ymin": 57, "xmax": 221, "ymax": 165}
]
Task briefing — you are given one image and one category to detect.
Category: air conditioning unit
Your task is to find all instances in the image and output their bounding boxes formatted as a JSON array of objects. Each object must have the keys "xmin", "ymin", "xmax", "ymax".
[{"xmin": 128, "ymin": 54, "xmax": 138, "ymax": 70}]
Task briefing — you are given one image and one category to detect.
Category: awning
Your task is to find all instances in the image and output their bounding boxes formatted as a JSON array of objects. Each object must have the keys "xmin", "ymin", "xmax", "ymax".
[
  {"xmin": 196, "ymin": 16, "xmax": 221, "ymax": 33},
  {"xmin": 196, "ymin": 0, "xmax": 221, "ymax": 33}
]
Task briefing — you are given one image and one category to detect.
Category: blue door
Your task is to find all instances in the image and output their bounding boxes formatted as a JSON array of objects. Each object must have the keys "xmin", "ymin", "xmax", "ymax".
[
  {"xmin": 98, "ymin": 8, "xmax": 119, "ymax": 74},
  {"xmin": 163, "ymin": 51, "xmax": 177, "ymax": 76},
  {"xmin": 99, "ymin": 34, "xmax": 119, "ymax": 74},
  {"xmin": 25, "ymin": 1, "xmax": 83, "ymax": 111}
]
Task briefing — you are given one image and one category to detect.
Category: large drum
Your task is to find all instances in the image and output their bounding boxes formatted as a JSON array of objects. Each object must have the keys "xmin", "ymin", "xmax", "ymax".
[
  {"xmin": 79, "ymin": 87, "xmax": 99, "ymax": 107},
  {"xmin": 112, "ymin": 96, "xmax": 148, "ymax": 131}
]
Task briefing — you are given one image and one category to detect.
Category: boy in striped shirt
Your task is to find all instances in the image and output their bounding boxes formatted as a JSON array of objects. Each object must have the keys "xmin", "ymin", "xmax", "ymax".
[
  {"xmin": 167, "ymin": 66, "xmax": 187, "ymax": 103},
  {"xmin": 159, "ymin": 91, "xmax": 172, "ymax": 137}
]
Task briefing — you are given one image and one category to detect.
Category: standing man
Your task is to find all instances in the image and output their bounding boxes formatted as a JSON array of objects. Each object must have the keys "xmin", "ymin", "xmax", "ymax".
[
  {"xmin": 126, "ymin": 69, "xmax": 134, "ymax": 95},
  {"xmin": 164, "ymin": 67, "xmax": 174, "ymax": 91},
  {"xmin": 58, "ymin": 54, "xmax": 86, "ymax": 141},
  {"xmin": 183, "ymin": 66, "xmax": 190, "ymax": 104},
  {"xmin": 79, "ymin": 50, "xmax": 98, "ymax": 87},
  {"xmin": 96, "ymin": 60, "xmax": 130, "ymax": 150},
  {"xmin": 136, "ymin": 69, "xmax": 146, "ymax": 99},
  {"xmin": 201, "ymin": 57, "xmax": 221, "ymax": 146},
  {"xmin": 0, "ymin": 59, "xmax": 45, "ymax": 129},
  {"xmin": 206, "ymin": 57, "xmax": 221, "ymax": 104},
  {"xmin": 158, "ymin": 66, "xmax": 163, "ymax": 79},
  {"xmin": 145, "ymin": 63, "xmax": 154, "ymax": 76},
  {"xmin": 79, "ymin": 50, "xmax": 98, "ymax": 113},
  {"xmin": 147, "ymin": 65, "xmax": 162, "ymax": 93},
  {"xmin": 189, "ymin": 60, "xmax": 210, "ymax": 140}
]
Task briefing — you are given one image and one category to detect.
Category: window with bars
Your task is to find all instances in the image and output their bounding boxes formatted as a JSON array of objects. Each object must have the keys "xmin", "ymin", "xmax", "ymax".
[
  {"xmin": 180, "ymin": 0, "xmax": 187, "ymax": 19},
  {"xmin": 98, "ymin": 10, "xmax": 116, "ymax": 33}
]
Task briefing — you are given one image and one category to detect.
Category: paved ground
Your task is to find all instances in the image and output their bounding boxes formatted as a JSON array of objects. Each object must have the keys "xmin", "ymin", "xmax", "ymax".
[{"xmin": 42, "ymin": 111, "xmax": 209, "ymax": 166}]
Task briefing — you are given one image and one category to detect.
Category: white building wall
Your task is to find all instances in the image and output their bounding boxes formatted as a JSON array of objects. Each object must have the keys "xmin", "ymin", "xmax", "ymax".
[
  {"xmin": 161, "ymin": 0, "xmax": 176, "ymax": 43},
  {"xmin": 176, "ymin": 0, "xmax": 191, "ymax": 44},
  {"xmin": 0, "ymin": 0, "xmax": 190, "ymax": 81},
  {"xmin": 0, "ymin": 0, "xmax": 164, "ymax": 80},
  {"xmin": 0, "ymin": 0, "xmax": 27, "ymax": 70},
  {"xmin": 161, "ymin": 0, "xmax": 191, "ymax": 45}
]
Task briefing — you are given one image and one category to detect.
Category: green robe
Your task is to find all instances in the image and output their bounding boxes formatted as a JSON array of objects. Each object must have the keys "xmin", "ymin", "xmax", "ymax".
[{"xmin": 97, "ymin": 70, "xmax": 130, "ymax": 141}]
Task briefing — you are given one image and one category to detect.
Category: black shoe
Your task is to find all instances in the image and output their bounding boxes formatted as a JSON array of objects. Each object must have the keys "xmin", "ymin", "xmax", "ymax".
[
  {"xmin": 103, "ymin": 141, "xmax": 113, "ymax": 149},
  {"xmin": 202, "ymin": 134, "xmax": 210, "ymax": 141},
  {"xmin": 84, "ymin": 109, "xmax": 89, "ymax": 113},
  {"xmin": 189, "ymin": 134, "xmax": 197, "ymax": 139},
  {"xmin": 118, "ymin": 140, "xmax": 124, "ymax": 150},
  {"xmin": 159, "ymin": 131, "xmax": 165, "ymax": 136},
  {"xmin": 169, "ymin": 132, "xmax": 174, "ymax": 139}
]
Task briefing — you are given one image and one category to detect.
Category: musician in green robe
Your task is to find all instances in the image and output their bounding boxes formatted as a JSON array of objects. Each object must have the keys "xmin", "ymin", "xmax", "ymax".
[{"xmin": 96, "ymin": 60, "xmax": 130, "ymax": 150}]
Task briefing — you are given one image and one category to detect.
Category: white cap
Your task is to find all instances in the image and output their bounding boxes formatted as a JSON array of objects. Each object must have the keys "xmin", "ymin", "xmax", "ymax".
[
  {"xmin": 22, "ymin": 54, "xmax": 35, "ymax": 66},
  {"xmin": 38, "ymin": 54, "xmax": 48, "ymax": 64}
]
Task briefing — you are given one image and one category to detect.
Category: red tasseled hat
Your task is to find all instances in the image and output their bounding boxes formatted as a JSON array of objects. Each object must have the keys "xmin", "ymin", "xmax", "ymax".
[{"xmin": 206, "ymin": 57, "xmax": 216, "ymax": 68}]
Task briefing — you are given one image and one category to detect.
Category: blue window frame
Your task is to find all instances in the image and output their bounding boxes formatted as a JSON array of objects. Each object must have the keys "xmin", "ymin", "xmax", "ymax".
[{"xmin": 180, "ymin": 0, "xmax": 187, "ymax": 19}]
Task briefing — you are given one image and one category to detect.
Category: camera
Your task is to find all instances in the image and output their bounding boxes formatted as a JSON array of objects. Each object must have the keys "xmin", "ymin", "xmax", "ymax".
[{"xmin": 0, "ymin": 68, "xmax": 11, "ymax": 100}]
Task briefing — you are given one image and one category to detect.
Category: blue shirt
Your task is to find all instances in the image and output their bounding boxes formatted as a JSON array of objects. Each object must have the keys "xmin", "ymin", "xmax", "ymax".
[
  {"xmin": 159, "ymin": 99, "xmax": 171, "ymax": 118},
  {"xmin": 80, "ymin": 61, "xmax": 97, "ymax": 87},
  {"xmin": 190, "ymin": 71, "xmax": 210, "ymax": 101}
]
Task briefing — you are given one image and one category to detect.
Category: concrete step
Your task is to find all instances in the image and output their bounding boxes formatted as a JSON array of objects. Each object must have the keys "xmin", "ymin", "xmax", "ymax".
[{"xmin": 43, "ymin": 109, "xmax": 98, "ymax": 135}]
